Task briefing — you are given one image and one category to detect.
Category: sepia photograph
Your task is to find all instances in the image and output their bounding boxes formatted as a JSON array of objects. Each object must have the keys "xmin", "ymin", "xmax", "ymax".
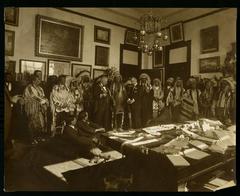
[
  {"xmin": 4, "ymin": 7, "xmax": 19, "ymax": 26},
  {"xmin": 4, "ymin": 7, "xmax": 236, "ymax": 192},
  {"xmin": 199, "ymin": 56, "xmax": 221, "ymax": 73},
  {"xmin": 5, "ymin": 30, "xmax": 15, "ymax": 56},
  {"xmin": 94, "ymin": 25, "xmax": 111, "ymax": 44}
]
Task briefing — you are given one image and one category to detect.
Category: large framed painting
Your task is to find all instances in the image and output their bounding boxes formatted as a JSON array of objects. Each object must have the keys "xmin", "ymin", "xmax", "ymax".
[
  {"xmin": 153, "ymin": 48, "xmax": 164, "ymax": 68},
  {"xmin": 48, "ymin": 59, "xmax": 71, "ymax": 76},
  {"xmin": 94, "ymin": 25, "xmax": 111, "ymax": 45},
  {"xmin": 71, "ymin": 63, "xmax": 91, "ymax": 78},
  {"xmin": 200, "ymin": 25, "xmax": 219, "ymax": 54},
  {"xmin": 125, "ymin": 29, "xmax": 138, "ymax": 46},
  {"xmin": 35, "ymin": 15, "xmax": 84, "ymax": 61},
  {"xmin": 95, "ymin": 46, "xmax": 109, "ymax": 66},
  {"xmin": 20, "ymin": 59, "xmax": 46, "ymax": 81},
  {"xmin": 5, "ymin": 30, "xmax": 15, "ymax": 56},
  {"xmin": 170, "ymin": 22, "xmax": 184, "ymax": 44},
  {"xmin": 93, "ymin": 68, "xmax": 106, "ymax": 79},
  {"xmin": 4, "ymin": 7, "xmax": 19, "ymax": 26},
  {"xmin": 199, "ymin": 56, "xmax": 221, "ymax": 73}
]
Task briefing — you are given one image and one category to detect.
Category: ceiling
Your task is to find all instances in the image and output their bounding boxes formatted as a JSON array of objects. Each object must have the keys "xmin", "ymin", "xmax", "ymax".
[
  {"xmin": 65, "ymin": 8, "xmax": 227, "ymax": 28},
  {"xmin": 104, "ymin": 8, "xmax": 222, "ymax": 23},
  {"xmin": 106, "ymin": 8, "xmax": 187, "ymax": 20}
]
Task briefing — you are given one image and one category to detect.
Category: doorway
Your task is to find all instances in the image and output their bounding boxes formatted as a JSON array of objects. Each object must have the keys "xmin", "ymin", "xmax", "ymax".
[
  {"xmin": 119, "ymin": 44, "xmax": 142, "ymax": 81},
  {"xmin": 165, "ymin": 40, "xmax": 191, "ymax": 85}
]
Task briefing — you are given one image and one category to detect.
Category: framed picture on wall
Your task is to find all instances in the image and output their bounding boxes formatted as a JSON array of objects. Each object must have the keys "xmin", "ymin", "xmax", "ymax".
[
  {"xmin": 95, "ymin": 46, "xmax": 109, "ymax": 66},
  {"xmin": 5, "ymin": 30, "xmax": 15, "ymax": 56},
  {"xmin": 199, "ymin": 56, "xmax": 221, "ymax": 73},
  {"xmin": 4, "ymin": 7, "xmax": 19, "ymax": 26},
  {"xmin": 20, "ymin": 59, "xmax": 46, "ymax": 81},
  {"xmin": 93, "ymin": 68, "xmax": 106, "ymax": 79},
  {"xmin": 35, "ymin": 15, "xmax": 84, "ymax": 61},
  {"xmin": 153, "ymin": 48, "xmax": 164, "ymax": 68},
  {"xmin": 48, "ymin": 59, "xmax": 71, "ymax": 76},
  {"xmin": 71, "ymin": 63, "xmax": 91, "ymax": 78},
  {"xmin": 170, "ymin": 22, "xmax": 184, "ymax": 43},
  {"xmin": 200, "ymin": 25, "xmax": 219, "ymax": 54},
  {"xmin": 94, "ymin": 25, "xmax": 111, "ymax": 44},
  {"xmin": 125, "ymin": 29, "xmax": 138, "ymax": 46},
  {"xmin": 5, "ymin": 61, "xmax": 16, "ymax": 79}
]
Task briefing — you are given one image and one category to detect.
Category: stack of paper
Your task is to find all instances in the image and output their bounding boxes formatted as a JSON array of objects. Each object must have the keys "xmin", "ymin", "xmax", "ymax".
[
  {"xmin": 166, "ymin": 154, "xmax": 190, "ymax": 167},
  {"xmin": 43, "ymin": 160, "xmax": 84, "ymax": 182},
  {"xmin": 189, "ymin": 140, "xmax": 209, "ymax": 151},
  {"xmin": 183, "ymin": 148, "xmax": 210, "ymax": 160},
  {"xmin": 142, "ymin": 126, "xmax": 161, "ymax": 136},
  {"xmin": 203, "ymin": 178, "xmax": 235, "ymax": 191}
]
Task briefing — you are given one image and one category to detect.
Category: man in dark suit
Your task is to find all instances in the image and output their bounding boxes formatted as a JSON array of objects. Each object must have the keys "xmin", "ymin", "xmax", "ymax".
[
  {"xmin": 126, "ymin": 77, "xmax": 142, "ymax": 129},
  {"xmin": 93, "ymin": 75, "xmax": 112, "ymax": 131},
  {"xmin": 63, "ymin": 114, "xmax": 102, "ymax": 157}
]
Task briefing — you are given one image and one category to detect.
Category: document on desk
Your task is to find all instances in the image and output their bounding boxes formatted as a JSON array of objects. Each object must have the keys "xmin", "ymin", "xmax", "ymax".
[
  {"xmin": 166, "ymin": 154, "xmax": 190, "ymax": 167},
  {"xmin": 189, "ymin": 140, "xmax": 209, "ymax": 150},
  {"xmin": 183, "ymin": 148, "xmax": 210, "ymax": 160},
  {"xmin": 101, "ymin": 150, "xmax": 123, "ymax": 160},
  {"xmin": 43, "ymin": 161, "xmax": 84, "ymax": 182},
  {"xmin": 131, "ymin": 138, "xmax": 159, "ymax": 146}
]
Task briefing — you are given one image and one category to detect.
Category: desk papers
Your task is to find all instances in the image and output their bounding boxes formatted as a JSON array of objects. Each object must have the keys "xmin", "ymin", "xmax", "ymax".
[
  {"xmin": 183, "ymin": 148, "xmax": 210, "ymax": 160},
  {"xmin": 189, "ymin": 140, "xmax": 209, "ymax": 150},
  {"xmin": 166, "ymin": 155, "xmax": 190, "ymax": 167}
]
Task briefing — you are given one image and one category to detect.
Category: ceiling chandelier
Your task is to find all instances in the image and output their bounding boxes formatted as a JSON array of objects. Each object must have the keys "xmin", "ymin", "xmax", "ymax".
[{"xmin": 133, "ymin": 10, "xmax": 168, "ymax": 56}]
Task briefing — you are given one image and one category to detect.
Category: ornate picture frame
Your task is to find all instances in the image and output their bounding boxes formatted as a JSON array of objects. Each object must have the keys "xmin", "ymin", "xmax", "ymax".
[
  {"xmin": 170, "ymin": 22, "xmax": 184, "ymax": 44},
  {"xmin": 95, "ymin": 46, "xmax": 109, "ymax": 66},
  {"xmin": 20, "ymin": 59, "xmax": 46, "ymax": 81},
  {"xmin": 200, "ymin": 25, "xmax": 219, "ymax": 54},
  {"xmin": 153, "ymin": 48, "xmax": 164, "ymax": 68},
  {"xmin": 48, "ymin": 59, "xmax": 71, "ymax": 76},
  {"xmin": 93, "ymin": 68, "xmax": 107, "ymax": 79},
  {"xmin": 94, "ymin": 25, "xmax": 111, "ymax": 45},
  {"xmin": 199, "ymin": 56, "xmax": 221, "ymax": 73},
  {"xmin": 71, "ymin": 63, "xmax": 92, "ymax": 78},
  {"xmin": 125, "ymin": 29, "xmax": 138, "ymax": 46},
  {"xmin": 35, "ymin": 15, "xmax": 84, "ymax": 61},
  {"xmin": 5, "ymin": 61, "xmax": 16, "ymax": 79},
  {"xmin": 5, "ymin": 30, "xmax": 15, "ymax": 56},
  {"xmin": 4, "ymin": 7, "xmax": 19, "ymax": 26}
]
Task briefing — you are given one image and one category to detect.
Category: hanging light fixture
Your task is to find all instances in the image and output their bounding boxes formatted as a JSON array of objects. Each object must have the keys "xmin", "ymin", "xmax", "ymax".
[{"xmin": 133, "ymin": 9, "xmax": 168, "ymax": 56}]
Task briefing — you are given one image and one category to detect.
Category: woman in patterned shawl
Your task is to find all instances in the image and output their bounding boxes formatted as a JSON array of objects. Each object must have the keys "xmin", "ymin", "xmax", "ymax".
[{"xmin": 24, "ymin": 75, "xmax": 49, "ymax": 144}]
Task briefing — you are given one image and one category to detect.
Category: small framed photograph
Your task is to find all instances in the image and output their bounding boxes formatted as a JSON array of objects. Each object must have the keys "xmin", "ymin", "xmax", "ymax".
[
  {"xmin": 71, "ymin": 63, "xmax": 92, "ymax": 78},
  {"xmin": 4, "ymin": 7, "xmax": 19, "ymax": 26},
  {"xmin": 199, "ymin": 56, "xmax": 220, "ymax": 73},
  {"xmin": 20, "ymin": 59, "xmax": 46, "ymax": 81},
  {"xmin": 94, "ymin": 25, "xmax": 111, "ymax": 44},
  {"xmin": 125, "ymin": 29, "xmax": 138, "ymax": 46},
  {"xmin": 200, "ymin": 25, "xmax": 219, "ymax": 54},
  {"xmin": 153, "ymin": 48, "xmax": 164, "ymax": 68},
  {"xmin": 5, "ymin": 61, "xmax": 16, "ymax": 79},
  {"xmin": 5, "ymin": 30, "xmax": 15, "ymax": 56},
  {"xmin": 95, "ymin": 46, "xmax": 109, "ymax": 66},
  {"xmin": 93, "ymin": 68, "xmax": 106, "ymax": 79},
  {"xmin": 48, "ymin": 59, "xmax": 71, "ymax": 76},
  {"xmin": 170, "ymin": 22, "xmax": 184, "ymax": 44}
]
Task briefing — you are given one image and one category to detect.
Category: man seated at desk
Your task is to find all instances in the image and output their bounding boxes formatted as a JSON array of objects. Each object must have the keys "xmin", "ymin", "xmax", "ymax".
[
  {"xmin": 76, "ymin": 111, "xmax": 105, "ymax": 138},
  {"xmin": 63, "ymin": 113, "xmax": 107, "ymax": 160}
]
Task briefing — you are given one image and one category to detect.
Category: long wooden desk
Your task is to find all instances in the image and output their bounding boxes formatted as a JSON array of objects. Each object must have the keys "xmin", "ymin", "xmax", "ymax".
[{"xmin": 99, "ymin": 130, "xmax": 235, "ymax": 191}]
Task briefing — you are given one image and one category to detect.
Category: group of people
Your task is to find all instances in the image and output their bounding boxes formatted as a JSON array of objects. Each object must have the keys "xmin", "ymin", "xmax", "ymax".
[{"xmin": 5, "ymin": 68, "xmax": 236, "ymax": 147}]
